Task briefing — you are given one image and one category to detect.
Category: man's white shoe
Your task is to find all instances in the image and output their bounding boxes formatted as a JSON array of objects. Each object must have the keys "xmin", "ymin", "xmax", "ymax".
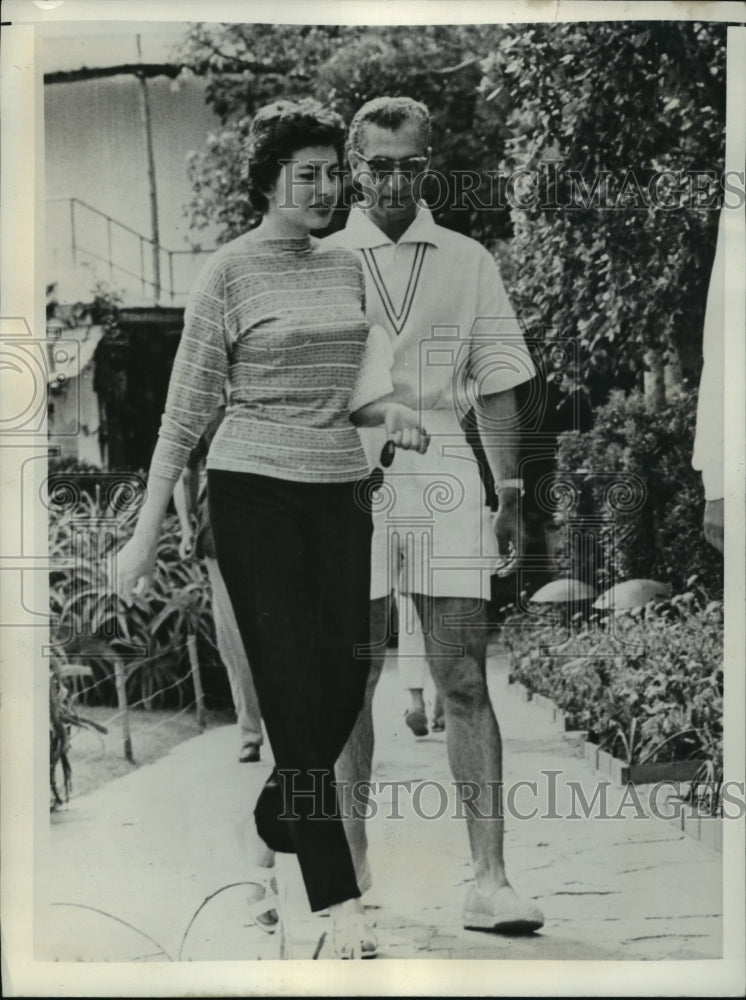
[{"xmin": 463, "ymin": 884, "xmax": 544, "ymax": 934}]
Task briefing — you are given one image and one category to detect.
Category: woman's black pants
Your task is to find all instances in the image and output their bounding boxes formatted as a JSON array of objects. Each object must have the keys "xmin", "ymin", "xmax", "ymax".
[{"xmin": 208, "ymin": 469, "xmax": 372, "ymax": 912}]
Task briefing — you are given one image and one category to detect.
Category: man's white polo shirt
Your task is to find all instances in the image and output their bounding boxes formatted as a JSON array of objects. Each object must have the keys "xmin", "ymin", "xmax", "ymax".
[
  {"xmin": 323, "ymin": 205, "xmax": 536, "ymax": 416},
  {"xmin": 324, "ymin": 206, "xmax": 535, "ymax": 599}
]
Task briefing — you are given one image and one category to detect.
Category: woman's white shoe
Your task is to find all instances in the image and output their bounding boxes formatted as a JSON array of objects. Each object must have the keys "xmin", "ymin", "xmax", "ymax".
[
  {"xmin": 245, "ymin": 866, "xmax": 280, "ymax": 933},
  {"xmin": 331, "ymin": 917, "xmax": 378, "ymax": 959}
]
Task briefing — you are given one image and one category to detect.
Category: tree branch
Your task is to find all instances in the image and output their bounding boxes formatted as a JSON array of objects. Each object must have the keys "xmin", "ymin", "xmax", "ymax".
[
  {"xmin": 44, "ymin": 63, "xmax": 184, "ymax": 84},
  {"xmin": 44, "ymin": 57, "xmax": 287, "ymax": 85},
  {"xmin": 433, "ymin": 55, "xmax": 482, "ymax": 75}
]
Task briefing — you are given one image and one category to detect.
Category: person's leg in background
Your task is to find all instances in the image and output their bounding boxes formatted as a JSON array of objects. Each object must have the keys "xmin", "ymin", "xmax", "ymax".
[
  {"xmin": 431, "ymin": 690, "xmax": 445, "ymax": 732},
  {"xmin": 335, "ymin": 595, "xmax": 390, "ymax": 895},
  {"xmin": 397, "ymin": 590, "xmax": 430, "ymax": 737},
  {"xmin": 336, "ymin": 516, "xmax": 399, "ymax": 896},
  {"xmin": 205, "ymin": 555, "xmax": 264, "ymax": 762}
]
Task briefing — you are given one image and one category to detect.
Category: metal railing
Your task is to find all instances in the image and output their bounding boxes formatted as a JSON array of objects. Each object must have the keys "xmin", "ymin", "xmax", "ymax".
[{"xmin": 47, "ymin": 196, "xmax": 215, "ymax": 306}]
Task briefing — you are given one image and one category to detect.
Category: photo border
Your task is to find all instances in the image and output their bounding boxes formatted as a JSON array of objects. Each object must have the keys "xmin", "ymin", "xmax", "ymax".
[{"xmin": 1, "ymin": 2, "xmax": 744, "ymax": 995}]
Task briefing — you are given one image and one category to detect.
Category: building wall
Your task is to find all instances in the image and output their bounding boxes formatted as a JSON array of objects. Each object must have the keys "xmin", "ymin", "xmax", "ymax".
[
  {"xmin": 47, "ymin": 324, "xmax": 106, "ymax": 467},
  {"xmin": 45, "ymin": 72, "xmax": 223, "ymax": 304},
  {"xmin": 48, "ymin": 362, "xmax": 103, "ymax": 466}
]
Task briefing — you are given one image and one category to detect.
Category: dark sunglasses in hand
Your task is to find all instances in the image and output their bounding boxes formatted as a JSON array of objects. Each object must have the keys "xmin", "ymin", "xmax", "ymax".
[
  {"xmin": 368, "ymin": 439, "xmax": 396, "ymax": 493},
  {"xmin": 351, "ymin": 150, "xmax": 429, "ymax": 181}
]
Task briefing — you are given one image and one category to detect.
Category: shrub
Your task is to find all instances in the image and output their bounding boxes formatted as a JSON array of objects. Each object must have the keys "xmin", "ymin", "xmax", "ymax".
[
  {"xmin": 48, "ymin": 474, "xmax": 219, "ymax": 711},
  {"xmin": 47, "ymin": 465, "xmax": 233, "ymax": 808},
  {"xmin": 481, "ymin": 21, "xmax": 725, "ymax": 392},
  {"xmin": 505, "ymin": 593, "xmax": 723, "ymax": 781},
  {"xmin": 554, "ymin": 388, "xmax": 723, "ymax": 596},
  {"xmin": 49, "ymin": 651, "xmax": 109, "ymax": 810},
  {"xmin": 49, "ymin": 658, "xmax": 73, "ymax": 809}
]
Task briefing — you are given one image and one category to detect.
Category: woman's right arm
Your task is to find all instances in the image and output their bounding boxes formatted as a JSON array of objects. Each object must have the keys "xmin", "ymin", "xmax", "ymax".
[
  {"xmin": 115, "ymin": 260, "xmax": 229, "ymax": 596},
  {"xmin": 116, "ymin": 473, "xmax": 179, "ymax": 597}
]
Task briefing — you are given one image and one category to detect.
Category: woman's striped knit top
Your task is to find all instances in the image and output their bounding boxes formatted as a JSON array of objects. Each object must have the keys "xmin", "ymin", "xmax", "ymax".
[{"xmin": 149, "ymin": 233, "xmax": 392, "ymax": 484}]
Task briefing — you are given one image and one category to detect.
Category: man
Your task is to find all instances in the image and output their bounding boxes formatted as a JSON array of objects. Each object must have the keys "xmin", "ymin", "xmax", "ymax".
[
  {"xmin": 325, "ymin": 97, "xmax": 543, "ymax": 932},
  {"xmin": 692, "ymin": 209, "xmax": 725, "ymax": 554}
]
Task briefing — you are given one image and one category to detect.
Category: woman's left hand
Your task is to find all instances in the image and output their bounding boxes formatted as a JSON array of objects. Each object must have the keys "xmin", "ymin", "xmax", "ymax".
[{"xmin": 384, "ymin": 404, "xmax": 430, "ymax": 454}]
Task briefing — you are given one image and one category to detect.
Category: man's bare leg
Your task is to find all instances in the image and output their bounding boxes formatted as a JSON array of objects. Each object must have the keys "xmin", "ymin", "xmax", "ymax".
[
  {"xmin": 431, "ymin": 690, "xmax": 445, "ymax": 731},
  {"xmin": 336, "ymin": 594, "xmax": 390, "ymax": 894},
  {"xmin": 413, "ymin": 593, "xmax": 543, "ymax": 932}
]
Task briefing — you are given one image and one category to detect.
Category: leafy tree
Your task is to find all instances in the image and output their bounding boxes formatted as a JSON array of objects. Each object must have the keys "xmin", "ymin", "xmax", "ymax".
[
  {"xmin": 178, "ymin": 20, "xmax": 726, "ymax": 394},
  {"xmin": 479, "ymin": 21, "xmax": 726, "ymax": 391},
  {"xmin": 555, "ymin": 386, "xmax": 723, "ymax": 596}
]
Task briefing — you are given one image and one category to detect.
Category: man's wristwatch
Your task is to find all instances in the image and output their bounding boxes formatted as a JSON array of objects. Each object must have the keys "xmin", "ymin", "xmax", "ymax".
[{"xmin": 495, "ymin": 478, "xmax": 525, "ymax": 496}]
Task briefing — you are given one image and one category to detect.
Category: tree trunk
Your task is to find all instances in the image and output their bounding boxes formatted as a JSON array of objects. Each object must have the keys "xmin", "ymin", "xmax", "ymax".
[
  {"xmin": 643, "ymin": 350, "xmax": 665, "ymax": 408},
  {"xmin": 664, "ymin": 344, "xmax": 683, "ymax": 395}
]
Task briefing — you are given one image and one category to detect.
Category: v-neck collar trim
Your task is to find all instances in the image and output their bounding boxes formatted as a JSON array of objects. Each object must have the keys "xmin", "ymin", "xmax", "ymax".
[
  {"xmin": 361, "ymin": 242, "xmax": 430, "ymax": 336},
  {"xmin": 343, "ymin": 205, "xmax": 441, "ymax": 249}
]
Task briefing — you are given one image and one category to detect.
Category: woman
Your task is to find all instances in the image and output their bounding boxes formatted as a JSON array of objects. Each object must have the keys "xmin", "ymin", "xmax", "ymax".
[{"xmin": 116, "ymin": 99, "xmax": 428, "ymax": 959}]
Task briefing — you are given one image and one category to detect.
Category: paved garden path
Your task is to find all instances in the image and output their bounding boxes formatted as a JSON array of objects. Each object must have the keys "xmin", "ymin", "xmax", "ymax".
[{"xmin": 41, "ymin": 646, "xmax": 722, "ymax": 965}]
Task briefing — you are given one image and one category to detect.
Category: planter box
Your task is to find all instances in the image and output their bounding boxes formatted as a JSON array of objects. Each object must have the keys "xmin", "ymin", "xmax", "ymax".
[
  {"xmin": 698, "ymin": 816, "xmax": 723, "ymax": 853},
  {"xmin": 575, "ymin": 732, "xmax": 722, "ymax": 853},
  {"xmin": 532, "ymin": 693, "xmax": 555, "ymax": 713},
  {"xmin": 515, "ymin": 687, "xmax": 583, "ymax": 733},
  {"xmin": 680, "ymin": 807, "xmax": 697, "ymax": 837},
  {"xmin": 511, "ymin": 682, "xmax": 532, "ymax": 702},
  {"xmin": 610, "ymin": 755, "xmax": 628, "ymax": 786},
  {"xmin": 669, "ymin": 805, "xmax": 721, "ymax": 852},
  {"xmin": 563, "ymin": 729, "xmax": 588, "ymax": 744},
  {"xmin": 583, "ymin": 741, "xmax": 599, "ymax": 769},
  {"xmin": 621, "ymin": 759, "xmax": 704, "ymax": 784},
  {"xmin": 581, "ymin": 747, "xmax": 704, "ymax": 787},
  {"xmin": 529, "ymin": 692, "xmax": 568, "ymax": 731},
  {"xmin": 589, "ymin": 754, "xmax": 721, "ymax": 853},
  {"xmin": 597, "ymin": 749, "xmax": 614, "ymax": 777},
  {"xmin": 519, "ymin": 688, "xmax": 720, "ymax": 850}
]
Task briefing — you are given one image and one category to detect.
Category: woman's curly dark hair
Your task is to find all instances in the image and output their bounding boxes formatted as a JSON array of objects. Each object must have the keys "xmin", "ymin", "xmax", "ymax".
[{"xmin": 243, "ymin": 99, "xmax": 346, "ymax": 214}]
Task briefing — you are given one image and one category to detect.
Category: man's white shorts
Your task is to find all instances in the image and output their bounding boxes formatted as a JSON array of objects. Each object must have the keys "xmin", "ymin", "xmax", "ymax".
[{"xmin": 359, "ymin": 409, "xmax": 499, "ymax": 601}]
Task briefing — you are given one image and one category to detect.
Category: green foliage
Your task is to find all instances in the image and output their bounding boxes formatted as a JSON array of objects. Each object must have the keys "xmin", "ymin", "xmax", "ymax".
[
  {"xmin": 505, "ymin": 595, "xmax": 723, "ymax": 782},
  {"xmin": 49, "ymin": 652, "xmax": 111, "ymax": 809},
  {"xmin": 49, "ymin": 481, "xmax": 218, "ymax": 710},
  {"xmin": 480, "ymin": 21, "xmax": 725, "ymax": 383},
  {"xmin": 554, "ymin": 387, "xmax": 723, "ymax": 595}
]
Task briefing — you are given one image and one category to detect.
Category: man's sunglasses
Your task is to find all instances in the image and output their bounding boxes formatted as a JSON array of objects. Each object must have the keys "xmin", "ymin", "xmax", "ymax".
[
  {"xmin": 368, "ymin": 439, "xmax": 396, "ymax": 494},
  {"xmin": 350, "ymin": 150, "xmax": 429, "ymax": 181}
]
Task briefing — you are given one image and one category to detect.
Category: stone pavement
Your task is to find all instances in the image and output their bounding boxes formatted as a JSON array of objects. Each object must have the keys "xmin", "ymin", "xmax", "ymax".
[{"xmin": 40, "ymin": 645, "xmax": 722, "ymax": 963}]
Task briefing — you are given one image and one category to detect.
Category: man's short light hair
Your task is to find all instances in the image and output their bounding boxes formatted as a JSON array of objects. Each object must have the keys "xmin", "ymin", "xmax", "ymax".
[{"xmin": 348, "ymin": 97, "xmax": 432, "ymax": 154}]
